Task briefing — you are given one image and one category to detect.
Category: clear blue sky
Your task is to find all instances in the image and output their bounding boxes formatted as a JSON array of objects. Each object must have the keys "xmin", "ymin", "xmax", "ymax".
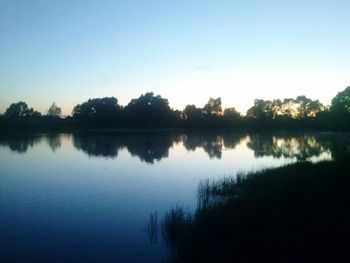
[{"xmin": 1, "ymin": 0, "xmax": 349, "ymax": 115}]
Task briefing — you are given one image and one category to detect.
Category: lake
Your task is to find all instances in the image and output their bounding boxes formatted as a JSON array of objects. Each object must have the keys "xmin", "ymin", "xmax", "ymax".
[{"xmin": 0, "ymin": 131, "xmax": 349, "ymax": 262}]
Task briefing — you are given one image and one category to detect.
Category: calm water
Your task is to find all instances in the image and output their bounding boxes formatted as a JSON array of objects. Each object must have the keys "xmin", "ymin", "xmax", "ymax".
[{"xmin": 0, "ymin": 131, "xmax": 349, "ymax": 262}]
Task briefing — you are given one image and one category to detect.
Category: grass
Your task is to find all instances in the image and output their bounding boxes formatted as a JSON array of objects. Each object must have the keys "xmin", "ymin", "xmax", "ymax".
[{"xmin": 162, "ymin": 159, "xmax": 350, "ymax": 262}]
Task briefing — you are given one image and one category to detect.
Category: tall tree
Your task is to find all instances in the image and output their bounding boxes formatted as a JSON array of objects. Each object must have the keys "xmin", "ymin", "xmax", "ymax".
[
  {"xmin": 4, "ymin": 102, "xmax": 41, "ymax": 118},
  {"xmin": 73, "ymin": 97, "xmax": 121, "ymax": 120},
  {"xmin": 247, "ymin": 97, "xmax": 326, "ymax": 120},
  {"xmin": 223, "ymin": 107, "xmax": 241, "ymax": 120},
  {"xmin": 125, "ymin": 92, "xmax": 171, "ymax": 115},
  {"xmin": 330, "ymin": 86, "xmax": 350, "ymax": 116},
  {"xmin": 183, "ymin": 104, "xmax": 202, "ymax": 120},
  {"xmin": 47, "ymin": 102, "xmax": 62, "ymax": 117},
  {"xmin": 246, "ymin": 99, "xmax": 273, "ymax": 119},
  {"xmin": 203, "ymin": 98, "xmax": 222, "ymax": 116},
  {"xmin": 124, "ymin": 92, "xmax": 174, "ymax": 127}
]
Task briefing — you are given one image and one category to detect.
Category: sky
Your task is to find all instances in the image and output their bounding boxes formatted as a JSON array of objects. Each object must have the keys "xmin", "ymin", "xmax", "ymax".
[{"xmin": 0, "ymin": 0, "xmax": 349, "ymax": 115}]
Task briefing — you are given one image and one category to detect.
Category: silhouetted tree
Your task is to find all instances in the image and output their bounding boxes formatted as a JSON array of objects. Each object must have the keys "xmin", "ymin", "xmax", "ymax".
[
  {"xmin": 245, "ymin": 96, "xmax": 327, "ymax": 132},
  {"xmin": 283, "ymin": 96, "xmax": 326, "ymax": 118},
  {"xmin": 124, "ymin": 92, "xmax": 175, "ymax": 127},
  {"xmin": 246, "ymin": 99, "xmax": 274, "ymax": 120},
  {"xmin": 72, "ymin": 97, "xmax": 121, "ymax": 126},
  {"xmin": 203, "ymin": 97, "xmax": 222, "ymax": 116},
  {"xmin": 182, "ymin": 104, "xmax": 203, "ymax": 127},
  {"xmin": 305, "ymin": 100, "xmax": 326, "ymax": 117},
  {"xmin": 223, "ymin": 107, "xmax": 241, "ymax": 119},
  {"xmin": 47, "ymin": 102, "xmax": 62, "ymax": 117},
  {"xmin": 330, "ymin": 86, "xmax": 350, "ymax": 116},
  {"xmin": 4, "ymin": 101, "xmax": 41, "ymax": 118},
  {"xmin": 221, "ymin": 107, "xmax": 243, "ymax": 128}
]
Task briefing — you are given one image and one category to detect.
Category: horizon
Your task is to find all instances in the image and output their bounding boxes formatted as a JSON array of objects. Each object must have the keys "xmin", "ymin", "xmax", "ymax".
[
  {"xmin": 1, "ymin": 0, "xmax": 349, "ymax": 115},
  {"xmin": 0, "ymin": 87, "xmax": 346, "ymax": 116}
]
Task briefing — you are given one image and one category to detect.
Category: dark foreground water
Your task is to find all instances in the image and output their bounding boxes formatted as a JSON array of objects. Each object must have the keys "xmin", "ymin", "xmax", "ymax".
[{"xmin": 0, "ymin": 131, "xmax": 349, "ymax": 262}]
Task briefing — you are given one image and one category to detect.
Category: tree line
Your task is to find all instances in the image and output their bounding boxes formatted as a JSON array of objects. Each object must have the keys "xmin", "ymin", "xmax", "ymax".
[{"xmin": 1, "ymin": 87, "xmax": 349, "ymax": 130}]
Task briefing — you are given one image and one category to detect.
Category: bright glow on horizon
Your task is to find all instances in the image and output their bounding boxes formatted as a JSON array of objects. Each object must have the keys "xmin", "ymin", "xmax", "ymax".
[{"xmin": 1, "ymin": 1, "xmax": 349, "ymax": 115}]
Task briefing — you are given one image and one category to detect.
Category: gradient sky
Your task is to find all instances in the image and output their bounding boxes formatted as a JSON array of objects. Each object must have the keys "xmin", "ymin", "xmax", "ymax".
[{"xmin": 1, "ymin": 0, "xmax": 349, "ymax": 115}]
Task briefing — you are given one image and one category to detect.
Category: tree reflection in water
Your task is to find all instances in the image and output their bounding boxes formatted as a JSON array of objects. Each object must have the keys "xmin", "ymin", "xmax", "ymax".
[
  {"xmin": 246, "ymin": 133, "xmax": 333, "ymax": 161},
  {"xmin": 1, "ymin": 132, "xmax": 348, "ymax": 163},
  {"xmin": 0, "ymin": 133, "xmax": 43, "ymax": 153},
  {"xmin": 183, "ymin": 133, "xmax": 244, "ymax": 159},
  {"xmin": 73, "ymin": 133, "xmax": 123, "ymax": 158},
  {"xmin": 72, "ymin": 132, "xmax": 180, "ymax": 164},
  {"xmin": 125, "ymin": 134, "xmax": 179, "ymax": 164},
  {"xmin": 45, "ymin": 133, "xmax": 62, "ymax": 152},
  {"xmin": 72, "ymin": 132, "xmax": 245, "ymax": 162}
]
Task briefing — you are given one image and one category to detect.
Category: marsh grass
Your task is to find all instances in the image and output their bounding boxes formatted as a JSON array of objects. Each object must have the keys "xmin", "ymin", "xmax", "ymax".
[{"xmin": 162, "ymin": 159, "xmax": 350, "ymax": 262}]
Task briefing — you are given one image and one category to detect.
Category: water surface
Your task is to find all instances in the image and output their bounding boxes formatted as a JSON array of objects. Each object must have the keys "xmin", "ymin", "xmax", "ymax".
[{"xmin": 0, "ymin": 131, "xmax": 348, "ymax": 262}]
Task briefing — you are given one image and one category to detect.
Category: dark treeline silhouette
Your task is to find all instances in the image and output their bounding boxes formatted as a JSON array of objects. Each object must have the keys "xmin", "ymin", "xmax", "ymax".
[
  {"xmin": 159, "ymin": 157, "xmax": 350, "ymax": 262},
  {"xmin": 1, "ymin": 87, "xmax": 350, "ymax": 131}
]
